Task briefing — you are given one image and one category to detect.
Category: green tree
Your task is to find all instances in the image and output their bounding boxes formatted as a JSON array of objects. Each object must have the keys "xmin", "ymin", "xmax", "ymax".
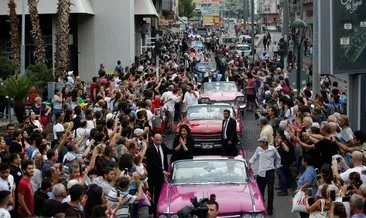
[
  {"xmin": 0, "ymin": 56, "xmax": 15, "ymax": 79},
  {"xmin": 26, "ymin": 64, "xmax": 54, "ymax": 86},
  {"xmin": 179, "ymin": 0, "xmax": 195, "ymax": 18}
]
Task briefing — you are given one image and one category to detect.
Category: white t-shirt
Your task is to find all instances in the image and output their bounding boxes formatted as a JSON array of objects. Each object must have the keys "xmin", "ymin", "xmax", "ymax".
[
  {"xmin": 0, "ymin": 175, "xmax": 14, "ymax": 210},
  {"xmin": 161, "ymin": 91, "xmax": 179, "ymax": 112},
  {"xmin": 183, "ymin": 91, "xmax": 199, "ymax": 107},
  {"xmin": 53, "ymin": 94, "xmax": 63, "ymax": 110},
  {"xmin": 86, "ymin": 120, "xmax": 95, "ymax": 132},
  {"xmin": 340, "ymin": 166, "xmax": 366, "ymax": 184},
  {"xmin": 0, "ymin": 208, "xmax": 11, "ymax": 218}
]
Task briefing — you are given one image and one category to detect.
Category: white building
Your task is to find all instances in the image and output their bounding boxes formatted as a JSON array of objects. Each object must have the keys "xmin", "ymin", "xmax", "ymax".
[{"xmin": 0, "ymin": 0, "xmax": 160, "ymax": 80}]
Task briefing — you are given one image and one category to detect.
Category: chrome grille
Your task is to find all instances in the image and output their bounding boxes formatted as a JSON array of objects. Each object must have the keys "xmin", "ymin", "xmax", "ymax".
[{"xmin": 192, "ymin": 134, "xmax": 221, "ymax": 141}]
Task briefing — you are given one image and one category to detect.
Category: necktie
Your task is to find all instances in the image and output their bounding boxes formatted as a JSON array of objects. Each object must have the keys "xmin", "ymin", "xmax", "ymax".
[
  {"xmin": 156, "ymin": 146, "xmax": 163, "ymax": 167},
  {"xmin": 223, "ymin": 119, "xmax": 228, "ymax": 139}
]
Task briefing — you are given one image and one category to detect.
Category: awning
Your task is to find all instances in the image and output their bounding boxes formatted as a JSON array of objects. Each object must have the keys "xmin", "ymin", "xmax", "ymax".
[
  {"xmin": 0, "ymin": 0, "xmax": 94, "ymax": 16},
  {"xmin": 134, "ymin": 0, "xmax": 159, "ymax": 18}
]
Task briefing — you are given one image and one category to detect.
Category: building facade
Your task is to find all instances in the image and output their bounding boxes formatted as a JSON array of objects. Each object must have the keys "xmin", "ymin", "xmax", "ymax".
[
  {"xmin": 0, "ymin": 0, "xmax": 162, "ymax": 80},
  {"xmin": 256, "ymin": 0, "xmax": 281, "ymax": 25}
]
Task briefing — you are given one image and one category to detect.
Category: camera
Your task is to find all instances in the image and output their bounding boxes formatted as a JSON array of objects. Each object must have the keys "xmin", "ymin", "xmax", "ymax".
[{"xmin": 177, "ymin": 196, "xmax": 210, "ymax": 218}]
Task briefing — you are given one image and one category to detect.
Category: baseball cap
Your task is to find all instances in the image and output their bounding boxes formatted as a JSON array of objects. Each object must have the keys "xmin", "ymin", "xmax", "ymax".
[{"xmin": 257, "ymin": 137, "xmax": 268, "ymax": 143}]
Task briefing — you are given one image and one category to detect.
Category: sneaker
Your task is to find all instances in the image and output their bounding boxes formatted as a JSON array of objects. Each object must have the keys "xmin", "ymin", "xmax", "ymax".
[{"xmin": 277, "ymin": 191, "xmax": 288, "ymax": 196}]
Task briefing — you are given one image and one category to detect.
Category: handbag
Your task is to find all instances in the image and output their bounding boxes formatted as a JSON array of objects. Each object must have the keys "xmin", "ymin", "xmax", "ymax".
[
  {"xmin": 291, "ymin": 190, "xmax": 308, "ymax": 213},
  {"xmin": 309, "ymin": 199, "xmax": 328, "ymax": 218}
]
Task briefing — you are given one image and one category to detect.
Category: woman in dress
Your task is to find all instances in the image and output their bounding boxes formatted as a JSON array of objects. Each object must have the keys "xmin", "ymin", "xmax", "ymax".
[{"xmin": 170, "ymin": 124, "xmax": 194, "ymax": 163}]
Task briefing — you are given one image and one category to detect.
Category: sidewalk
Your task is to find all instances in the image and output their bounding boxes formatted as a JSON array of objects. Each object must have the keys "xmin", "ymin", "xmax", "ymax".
[{"xmin": 254, "ymin": 34, "xmax": 265, "ymax": 47}]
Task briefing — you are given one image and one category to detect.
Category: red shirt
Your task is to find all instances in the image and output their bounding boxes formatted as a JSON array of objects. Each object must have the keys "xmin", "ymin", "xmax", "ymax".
[
  {"xmin": 17, "ymin": 176, "xmax": 34, "ymax": 216},
  {"xmin": 89, "ymin": 82, "xmax": 98, "ymax": 101}
]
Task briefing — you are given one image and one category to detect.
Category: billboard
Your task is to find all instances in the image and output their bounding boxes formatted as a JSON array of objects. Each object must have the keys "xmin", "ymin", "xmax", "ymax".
[
  {"xmin": 202, "ymin": 3, "xmax": 220, "ymax": 16},
  {"xmin": 333, "ymin": 0, "xmax": 366, "ymax": 74}
]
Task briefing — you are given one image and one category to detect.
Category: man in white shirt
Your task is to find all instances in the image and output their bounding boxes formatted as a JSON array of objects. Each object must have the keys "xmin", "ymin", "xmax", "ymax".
[
  {"xmin": 0, "ymin": 190, "xmax": 11, "ymax": 218},
  {"xmin": 183, "ymin": 84, "xmax": 199, "ymax": 108},
  {"xmin": 0, "ymin": 163, "xmax": 15, "ymax": 213},
  {"xmin": 332, "ymin": 151, "xmax": 366, "ymax": 184},
  {"xmin": 259, "ymin": 117, "xmax": 274, "ymax": 145},
  {"xmin": 249, "ymin": 137, "xmax": 281, "ymax": 216},
  {"xmin": 161, "ymin": 86, "xmax": 180, "ymax": 130},
  {"xmin": 53, "ymin": 112, "xmax": 65, "ymax": 140}
]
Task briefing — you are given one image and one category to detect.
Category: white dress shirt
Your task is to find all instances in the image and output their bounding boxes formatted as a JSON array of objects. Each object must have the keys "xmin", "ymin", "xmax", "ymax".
[
  {"xmin": 223, "ymin": 119, "xmax": 229, "ymax": 139},
  {"xmin": 249, "ymin": 145, "xmax": 281, "ymax": 177},
  {"xmin": 183, "ymin": 91, "xmax": 199, "ymax": 107}
]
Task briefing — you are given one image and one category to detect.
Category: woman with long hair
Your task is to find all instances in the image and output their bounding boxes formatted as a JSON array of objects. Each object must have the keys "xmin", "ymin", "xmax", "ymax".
[
  {"xmin": 29, "ymin": 111, "xmax": 43, "ymax": 132},
  {"xmin": 170, "ymin": 124, "xmax": 194, "ymax": 163},
  {"xmin": 84, "ymin": 184, "xmax": 105, "ymax": 218},
  {"xmin": 21, "ymin": 129, "xmax": 31, "ymax": 152}
]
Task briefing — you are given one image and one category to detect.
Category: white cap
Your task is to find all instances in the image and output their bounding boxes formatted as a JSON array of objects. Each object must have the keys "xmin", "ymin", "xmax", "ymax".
[
  {"xmin": 134, "ymin": 128, "xmax": 144, "ymax": 136},
  {"xmin": 67, "ymin": 71, "xmax": 73, "ymax": 76},
  {"xmin": 106, "ymin": 113, "xmax": 115, "ymax": 120},
  {"xmin": 67, "ymin": 179, "xmax": 80, "ymax": 189}
]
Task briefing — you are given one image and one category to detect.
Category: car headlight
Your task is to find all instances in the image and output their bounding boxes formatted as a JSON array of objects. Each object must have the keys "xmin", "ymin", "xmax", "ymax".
[
  {"xmin": 158, "ymin": 215, "xmax": 167, "ymax": 218},
  {"xmin": 200, "ymin": 98, "xmax": 210, "ymax": 104},
  {"xmin": 236, "ymin": 96, "xmax": 245, "ymax": 104},
  {"xmin": 171, "ymin": 215, "xmax": 179, "ymax": 218}
]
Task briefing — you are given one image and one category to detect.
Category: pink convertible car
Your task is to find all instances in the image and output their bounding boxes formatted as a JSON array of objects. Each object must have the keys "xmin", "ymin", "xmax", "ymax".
[{"xmin": 157, "ymin": 156, "xmax": 266, "ymax": 218}]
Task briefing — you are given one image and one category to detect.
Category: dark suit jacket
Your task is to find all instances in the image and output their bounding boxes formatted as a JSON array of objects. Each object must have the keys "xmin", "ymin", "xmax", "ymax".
[
  {"xmin": 221, "ymin": 117, "xmax": 238, "ymax": 143},
  {"xmin": 220, "ymin": 76, "xmax": 233, "ymax": 82},
  {"xmin": 203, "ymin": 76, "xmax": 216, "ymax": 83},
  {"xmin": 146, "ymin": 143, "xmax": 171, "ymax": 185}
]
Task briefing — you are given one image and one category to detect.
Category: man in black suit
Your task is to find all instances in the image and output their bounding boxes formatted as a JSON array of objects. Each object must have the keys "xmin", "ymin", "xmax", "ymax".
[
  {"xmin": 146, "ymin": 133, "xmax": 171, "ymax": 217},
  {"xmin": 221, "ymin": 109, "xmax": 238, "ymax": 156},
  {"xmin": 220, "ymin": 71, "xmax": 233, "ymax": 82},
  {"xmin": 203, "ymin": 72, "xmax": 216, "ymax": 83}
]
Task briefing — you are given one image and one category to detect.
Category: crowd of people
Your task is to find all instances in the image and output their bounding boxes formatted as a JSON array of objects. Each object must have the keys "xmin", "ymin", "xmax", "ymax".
[{"xmin": 0, "ymin": 26, "xmax": 363, "ymax": 218}]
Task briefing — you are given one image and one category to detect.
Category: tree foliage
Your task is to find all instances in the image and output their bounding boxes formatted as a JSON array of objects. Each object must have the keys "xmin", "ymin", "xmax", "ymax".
[
  {"xmin": 26, "ymin": 64, "xmax": 54, "ymax": 86},
  {"xmin": 0, "ymin": 56, "xmax": 15, "ymax": 79},
  {"xmin": 179, "ymin": 0, "xmax": 195, "ymax": 18}
]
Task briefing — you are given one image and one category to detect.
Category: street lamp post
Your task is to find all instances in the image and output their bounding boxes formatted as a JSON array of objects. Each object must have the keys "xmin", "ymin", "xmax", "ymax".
[{"xmin": 290, "ymin": 19, "xmax": 308, "ymax": 91}]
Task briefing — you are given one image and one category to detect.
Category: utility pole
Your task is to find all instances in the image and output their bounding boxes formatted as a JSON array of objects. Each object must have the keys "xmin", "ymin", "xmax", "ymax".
[
  {"xmin": 20, "ymin": 0, "xmax": 26, "ymax": 75},
  {"xmin": 251, "ymin": 0, "xmax": 255, "ymax": 61},
  {"xmin": 312, "ymin": 0, "xmax": 320, "ymax": 95},
  {"xmin": 243, "ymin": 0, "xmax": 247, "ymax": 26},
  {"xmin": 283, "ymin": 0, "xmax": 289, "ymax": 70}
]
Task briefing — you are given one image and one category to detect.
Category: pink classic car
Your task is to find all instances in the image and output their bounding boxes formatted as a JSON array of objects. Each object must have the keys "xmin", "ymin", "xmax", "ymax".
[
  {"xmin": 199, "ymin": 81, "xmax": 246, "ymax": 112},
  {"xmin": 175, "ymin": 104, "xmax": 243, "ymax": 151},
  {"xmin": 157, "ymin": 156, "xmax": 266, "ymax": 218}
]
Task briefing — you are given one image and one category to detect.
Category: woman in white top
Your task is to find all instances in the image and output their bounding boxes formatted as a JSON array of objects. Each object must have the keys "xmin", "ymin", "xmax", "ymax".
[{"xmin": 30, "ymin": 111, "xmax": 43, "ymax": 132}]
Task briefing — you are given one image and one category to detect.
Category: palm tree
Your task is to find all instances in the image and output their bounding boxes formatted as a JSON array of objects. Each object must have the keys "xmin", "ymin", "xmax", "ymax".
[
  {"xmin": 8, "ymin": 0, "xmax": 20, "ymax": 76},
  {"xmin": 54, "ymin": 0, "xmax": 71, "ymax": 80},
  {"xmin": 28, "ymin": 0, "xmax": 46, "ymax": 65}
]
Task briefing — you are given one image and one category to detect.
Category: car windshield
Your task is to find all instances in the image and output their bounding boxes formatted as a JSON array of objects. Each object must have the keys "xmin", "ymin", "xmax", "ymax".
[
  {"xmin": 172, "ymin": 159, "xmax": 247, "ymax": 184},
  {"xmin": 203, "ymin": 82, "xmax": 238, "ymax": 92},
  {"xmin": 190, "ymin": 41, "xmax": 204, "ymax": 49},
  {"xmin": 223, "ymin": 37, "xmax": 239, "ymax": 44},
  {"xmin": 186, "ymin": 105, "xmax": 235, "ymax": 120},
  {"xmin": 237, "ymin": 46, "xmax": 251, "ymax": 51},
  {"xmin": 196, "ymin": 62, "xmax": 216, "ymax": 72}
]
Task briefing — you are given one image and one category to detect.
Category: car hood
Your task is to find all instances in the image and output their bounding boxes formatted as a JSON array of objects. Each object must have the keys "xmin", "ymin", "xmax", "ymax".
[
  {"xmin": 183, "ymin": 120, "xmax": 223, "ymax": 134},
  {"xmin": 158, "ymin": 183, "xmax": 266, "ymax": 215},
  {"xmin": 201, "ymin": 92, "xmax": 243, "ymax": 101}
]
